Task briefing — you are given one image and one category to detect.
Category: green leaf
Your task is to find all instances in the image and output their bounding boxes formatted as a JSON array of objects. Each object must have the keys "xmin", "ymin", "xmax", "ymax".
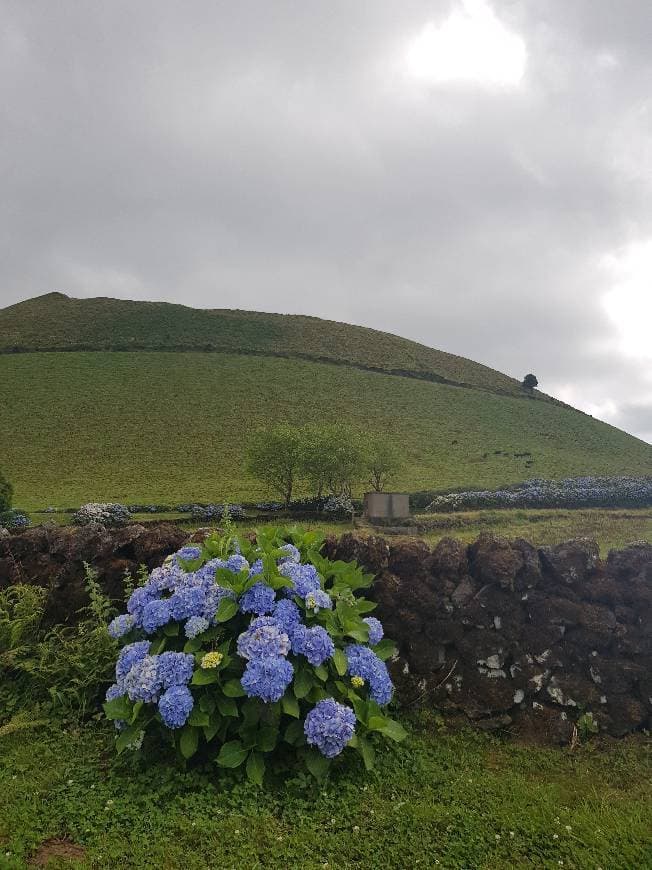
[
  {"xmin": 377, "ymin": 718, "xmax": 408, "ymax": 742},
  {"xmin": 203, "ymin": 720, "xmax": 220, "ymax": 742},
  {"xmin": 354, "ymin": 599, "xmax": 377, "ymax": 614},
  {"xmin": 241, "ymin": 699, "xmax": 262, "ymax": 728},
  {"xmin": 346, "ymin": 626, "xmax": 370, "ymax": 643},
  {"xmin": 356, "ymin": 734, "xmax": 375, "ymax": 771},
  {"xmin": 367, "ymin": 714, "xmax": 390, "ymax": 732},
  {"xmin": 216, "ymin": 740, "xmax": 248, "ymax": 768},
  {"xmin": 304, "ymin": 751, "xmax": 331, "ymax": 781},
  {"xmin": 281, "ymin": 693, "xmax": 300, "ymax": 718},
  {"xmin": 115, "ymin": 723, "xmax": 143, "ymax": 754},
  {"xmin": 294, "ymin": 668, "xmax": 313, "ymax": 699},
  {"xmin": 191, "ymin": 669, "xmax": 220, "ymax": 686},
  {"xmin": 222, "ymin": 678, "xmax": 246, "ymax": 697},
  {"xmin": 216, "ymin": 697, "xmax": 239, "ymax": 718},
  {"xmin": 333, "ymin": 649, "xmax": 348, "ymax": 677},
  {"xmin": 246, "ymin": 751, "xmax": 265, "ymax": 786},
  {"xmin": 284, "ymin": 720, "xmax": 304, "ymax": 746},
  {"xmin": 180, "ymin": 726, "xmax": 199, "ymax": 759},
  {"xmin": 215, "ymin": 597, "xmax": 239, "ymax": 623},
  {"xmin": 163, "ymin": 622, "xmax": 179, "ymax": 637},
  {"xmin": 256, "ymin": 725, "xmax": 278, "ymax": 753},
  {"xmin": 183, "ymin": 636, "xmax": 203, "ymax": 653},
  {"xmin": 199, "ymin": 696, "xmax": 216, "ymax": 714},
  {"xmin": 314, "ymin": 664, "xmax": 328, "ymax": 682},
  {"xmin": 373, "ymin": 640, "xmax": 397, "ymax": 661},
  {"xmin": 187, "ymin": 709, "xmax": 210, "ymax": 727},
  {"xmin": 103, "ymin": 696, "xmax": 132, "ymax": 721},
  {"xmin": 129, "ymin": 700, "xmax": 143, "ymax": 725},
  {"xmin": 149, "ymin": 636, "xmax": 167, "ymax": 654}
]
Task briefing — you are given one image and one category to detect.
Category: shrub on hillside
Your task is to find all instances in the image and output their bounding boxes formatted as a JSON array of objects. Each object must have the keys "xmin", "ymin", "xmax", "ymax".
[
  {"xmin": 424, "ymin": 476, "xmax": 652, "ymax": 512},
  {"xmin": 73, "ymin": 503, "xmax": 131, "ymax": 528},
  {"xmin": 190, "ymin": 504, "xmax": 246, "ymax": 522},
  {"xmin": 322, "ymin": 495, "xmax": 354, "ymax": 518},
  {"xmin": 0, "ymin": 510, "xmax": 30, "ymax": 530},
  {"xmin": 103, "ymin": 528, "xmax": 404, "ymax": 782}
]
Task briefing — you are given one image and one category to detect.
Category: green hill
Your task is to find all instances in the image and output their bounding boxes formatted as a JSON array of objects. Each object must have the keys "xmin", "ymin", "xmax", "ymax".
[{"xmin": 1, "ymin": 294, "xmax": 650, "ymax": 510}]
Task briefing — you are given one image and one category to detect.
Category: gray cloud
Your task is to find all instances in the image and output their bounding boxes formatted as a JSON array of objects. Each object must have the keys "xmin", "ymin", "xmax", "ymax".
[{"xmin": 1, "ymin": 0, "xmax": 651, "ymax": 443}]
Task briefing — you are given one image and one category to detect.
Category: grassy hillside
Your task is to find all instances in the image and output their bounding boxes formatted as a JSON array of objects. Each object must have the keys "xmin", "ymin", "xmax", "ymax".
[
  {"xmin": 0, "ymin": 292, "xmax": 533, "ymax": 396},
  {"xmin": 2, "ymin": 351, "xmax": 650, "ymax": 510}
]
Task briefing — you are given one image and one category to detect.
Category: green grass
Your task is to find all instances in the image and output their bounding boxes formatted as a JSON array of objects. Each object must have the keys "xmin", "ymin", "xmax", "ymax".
[
  {"xmin": 0, "ymin": 292, "xmax": 530, "ymax": 395},
  {"xmin": 0, "ymin": 717, "xmax": 650, "ymax": 869},
  {"xmin": 2, "ymin": 352, "xmax": 650, "ymax": 511}
]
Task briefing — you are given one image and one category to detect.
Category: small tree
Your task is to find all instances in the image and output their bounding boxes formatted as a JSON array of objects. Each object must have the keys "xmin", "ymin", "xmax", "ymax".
[
  {"xmin": 522, "ymin": 373, "xmax": 538, "ymax": 390},
  {"xmin": 245, "ymin": 425, "xmax": 303, "ymax": 507},
  {"xmin": 0, "ymin": 468, "xmax": 12, "ymax": 513},
  {"xmin": 364, "ymin": 437, "xmax": 403, "ymax": 492}
]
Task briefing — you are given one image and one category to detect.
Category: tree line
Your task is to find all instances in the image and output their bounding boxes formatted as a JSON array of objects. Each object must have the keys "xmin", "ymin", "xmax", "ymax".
[{"xmin": 245, "ymin": 423, "xmax": 403, "ymax": 506}]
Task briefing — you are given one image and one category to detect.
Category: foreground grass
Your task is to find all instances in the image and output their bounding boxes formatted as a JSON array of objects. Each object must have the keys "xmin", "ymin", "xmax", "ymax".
[
  {"xmin": 2, "ymin": 352, "xmax": 650, "ymax": 511},
  {"xmin": 0, "ymin": 717, "xmax": 650, "ymax": 869}
]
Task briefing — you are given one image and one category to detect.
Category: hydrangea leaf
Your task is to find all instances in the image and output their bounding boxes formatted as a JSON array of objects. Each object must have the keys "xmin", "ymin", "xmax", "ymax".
[
  {"xmin": 314, "ymin": 664, "xmax": 328, "ymax": 682},
  {"xmin": 216, "ymin": 697, "xmax": 238, "ymax": 718},
  {"xmin": 256, "ymin": 724, "xmax": 278, "ymax": 753},
  {"xmin": 115, "ymin": 722, "xmax": 144, "ymax": 754},
  {"xmin": 222, "ymin": 678, "xmax": 246, "ymax": 697},
  {"xmin": 187, "ymin": 709, "xmax": 210, "ymax": 728},
  {"xmin": 103, "ymin": 696, "xmax": 132, "ymax": 721},
  {"xmin": 183, "ymin": 637, "xmax": 203, "ymax": 654},
  {"xmin": 354, "ymin": 599, "xmax": 377, "ymax": 614},
  {"xmin": 179, "ymin": 725, "xmax": 199, "ymax": 759},
  {"xmin": 215, "ymin": 598, "xmax": 238, "ymax": 623},
  {"xmin": 376, "ymin": 718, "xmax": 407, "ymax": 742},
  {"xmin": 246, "ymin": 751, "xmax": 265, "ymax": 786},
  {"xmin": 304, "ymin": 750, "xmax": 331, "ymax": 782},
  {"xmin": 216, "ymin": 740, "xmax": 248, "ymax": 768},
  {"xmin": 284, "ymin": 720, "xmax": 304, "ymax": 746},
  {"xmin": 281, "ymin": 694, "xmax": 300, "ymax": 718},
  {"xmin": 372, "ymin": 640, "xmax": 397, "ymax": 661},
  {"xmin": 199, "ymin": 696, "xmax": 216, "ymax": 714},
  {"xmin": 191, "ymin": 669, "xmax": 220, "ymax": 686},
  {"xmin": 333, "ymin": 649, "xmax": 348, "ymax": 676},
  {"xmin": 163, "ymin": 623, "xmax": 179, "ymax": 637},
  {"xmin": 356, "ymin": 734, "xmax": 375, "ymax": 771},
  {"xmin": 293, "ymin": 668, "xmax": 313, "ymax": 699}
]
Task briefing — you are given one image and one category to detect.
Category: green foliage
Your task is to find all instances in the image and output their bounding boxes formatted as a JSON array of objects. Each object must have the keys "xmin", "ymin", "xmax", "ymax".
[
  {"xmin": 363, "ymin": 436, "xmax": 403, "ymax": 492},
  {"xmin": 1, "ymin": 352, "xmax": 650, "ymax": 510},
  {"xmin": 246, "ymin": 424, "xmax": 304, "ymax": 506},
  {"xmin": 104, "ymin": 527, "xmax": 404, "ymax": 783},
  {"xmin": 522, "ymin": 373, "xmax": 539, "ymax": 390},
  {"xmin": 0, "ymin": 467, "xmax": 12, "ymax": 512},
  {"xmin": 1, "ymin": 719, "xmax": 651, "ymax": 869}
]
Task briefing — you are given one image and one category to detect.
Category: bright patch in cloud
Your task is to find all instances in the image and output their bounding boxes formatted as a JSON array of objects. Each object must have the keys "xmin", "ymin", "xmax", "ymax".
[
  {"xmin": 406, "ymin": 0, "xmax": 526, "ymax": 87},
  {"xmin": 602, "ymin": 241, "xmax": 652, "ymax": 359}
]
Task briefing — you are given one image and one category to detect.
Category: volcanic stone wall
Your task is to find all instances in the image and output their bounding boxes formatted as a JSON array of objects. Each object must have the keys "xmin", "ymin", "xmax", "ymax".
[
  {"xmin": 1, "ymin": 524, "xmax": 650, "ymax": 741},
  {"xmin": 323, "ymin": 533, "xmax": 652, "ymax": 742}
]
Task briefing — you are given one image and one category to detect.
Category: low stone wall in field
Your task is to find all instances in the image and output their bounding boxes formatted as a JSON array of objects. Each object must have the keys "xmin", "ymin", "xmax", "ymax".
[{"xmin": 1, "ymin": 524, "xmax": 650, "ymax": 741}]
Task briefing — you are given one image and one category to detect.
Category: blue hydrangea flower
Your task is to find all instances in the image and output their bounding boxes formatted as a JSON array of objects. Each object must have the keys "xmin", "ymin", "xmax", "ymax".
[
  {"xmin": 168, "ymin": 586, "xmax": 206, "ymax": 621},
  {"xmin": 141, "ymin": 599, "xmax": 172, "ymax": 634},
  {"xmin": 105, "ymin": 682, "xmax": 125, "ymax": 702},
  {"xmin": 241, "ymin": 656, "xmax": 294, "ymax": 703},
  {"xmin": 185, "ymin": 615, "xmax": 210, "ymax": 638},
  {"xmin": 304, "ymin": 698, "xmax": 356, "ymax": 758},
  {"xmin": 240, "ymin": 582, "xmax": 276, "ymax": 615},
  {"xmin": 174, "ymin": 546, "xmax": 202, "ymax": 563},
  {"xmin": 272, "ymin": 599, "xmax": 302, "ymax": 635},
  {"xmin": 292, "ymin": 625, "xmax": 334, "ymax": 666},
  {"xmin": 279, "ymin": 562, "xmax": 321, "ymax": 599},
  {"xmin": 202, "ymin": 585, "xmax": 236, "ymax": 623},
  {"xmin": 107, "ymin": 613, "xmax": 135, "ymax": 638},
  {"xmin": 363, "ymin": 617, "xmax": 384, "ymax": 646},
  {"xmin": 126, "ymin": 585, "xmax": 159, "ymax": 621},
  {"xmin": 156, "ymin": 651, "xmax": 195, "ymax": 689},
  {"xmin": 225, "ymin": 554, "xmax": 249, "ymax": 573},
  {"xmin": 148, "ymin": 565, "xmax": 178, "ymax": 593},
  {"xmin": 304, "ymin": 589, "xmax": 332, "ymax": 612},
  {"xmin": 123, "ymin": 655, "xmax": 162, "ymax": 703},
  {"xmin": 237, "ymin": 619, "xmax": 290, "ymax": 660},
  {"xmin": 248, "ymin": 558, "xmax": 264, "ymax": 579},
  {"xmin": 345, "ymin": 644, "xmax": 394, "ymax": 705},
  {"xmin": 158, "ymin": 685, "xmax": 194, "ymax": 728},
  {"xmin": 116, "ymin": 641, "xmax": 151, "ymax": 681},
  {"xmin": 278, "ymin": 543, "xmax": 301, "ymax": 563}
]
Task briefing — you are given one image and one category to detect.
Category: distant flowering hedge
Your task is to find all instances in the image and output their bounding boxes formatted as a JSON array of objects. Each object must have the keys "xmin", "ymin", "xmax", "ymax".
[
  {"xmin": 73, "ymin": 503, "xmax": 131, "ymax": 527},
  {"xmin": 0, "ymin": 510, "xmax": 30, "ymax": 530},
  {"xmin": 425, "ymin": 476, "xmax": 652, "ymax": 513},
  {"xmin": 103, "ymin": 528, "xmax": 405, "ymax": 782}
]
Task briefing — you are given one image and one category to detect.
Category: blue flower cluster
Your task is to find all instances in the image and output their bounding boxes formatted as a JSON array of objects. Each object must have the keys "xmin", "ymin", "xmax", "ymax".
[
  {"xmin": 346, "ymin": 644, "xmax": 393, "ymax": 705},
  {"xmin": 240, "ymin": 656, "xmax": 294, "ymax": 703},
  {"xmin": 364, "ymin": 617, "xmax": 384, "ymax": 646},
  {"xmin": 291, "ymin": 625, "xmax": 334, "ymax": 666},
  {"xmin": 304, "ymin": 698, "xmax": 356, "ymax": 757},
  {"xmin": 237, "ymin": 618, "xmax": 291, "ymax": 660},
  {"xmin": 426, "ymin": 475, "xmax": 652, "ymax": 512},
  {"xmin": 107, "ymin": 645, "xmax": 195, "ymax": 729},
  {"xmin": 278, "ymin": 561, "xmax": 321, "ymax": 599},
  {"xmin": 240, "ymin": 582, "xmax": 276, "ymax": 615}
]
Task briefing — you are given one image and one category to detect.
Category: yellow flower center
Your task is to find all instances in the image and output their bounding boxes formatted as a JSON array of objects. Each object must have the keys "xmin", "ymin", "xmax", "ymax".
[
  {"xmin": 201, "ymin": 651, "xmax": 223, "ymax": 669},
  {"xmin": 351, "ymin": 676, "xmax": 365, "ymax": 689}
]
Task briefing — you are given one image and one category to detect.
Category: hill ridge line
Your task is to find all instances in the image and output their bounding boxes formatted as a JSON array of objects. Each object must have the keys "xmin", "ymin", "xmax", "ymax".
[{"xmin": 0, "ymin": 342, "xmax": 555, "ymax": 404}]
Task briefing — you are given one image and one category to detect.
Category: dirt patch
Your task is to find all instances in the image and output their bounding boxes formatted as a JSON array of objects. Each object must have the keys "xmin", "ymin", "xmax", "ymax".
[{"xmin": 29, "ymin": 839, "xmax": 86, "ymax": 867}]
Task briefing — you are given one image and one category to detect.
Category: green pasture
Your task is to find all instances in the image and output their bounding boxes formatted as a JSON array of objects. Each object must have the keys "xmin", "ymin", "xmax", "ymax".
[{"xmin": 2, "ymin": 352, "xmax": 650, "ymax": 511}]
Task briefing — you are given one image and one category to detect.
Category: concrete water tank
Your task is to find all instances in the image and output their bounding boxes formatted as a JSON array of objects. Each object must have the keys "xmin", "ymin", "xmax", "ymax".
[{"xmin": 364, "ymin": 492, "xmax": 410, "ymax": 520}]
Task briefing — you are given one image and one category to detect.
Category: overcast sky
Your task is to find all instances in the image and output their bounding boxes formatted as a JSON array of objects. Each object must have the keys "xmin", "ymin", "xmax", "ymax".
[{"xmin": 1, "ymin": 1, "xmax": 651, "ymax": 444}]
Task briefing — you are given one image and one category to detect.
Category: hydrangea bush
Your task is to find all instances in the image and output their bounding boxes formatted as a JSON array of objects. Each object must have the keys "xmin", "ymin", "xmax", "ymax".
[
  {"xmin": 425, "ymin": 476, "xmax": 652, "ymax": 512},
  {"xmin": 103, "ymin": 528, "xmax": 405, "ymax": 782},
  {"xmin": 0, "ymin": 510, "xmax": 30, "ymax": 530},
  {"xmin": 73, "ymin": 503, "xmax": 131, "ymax": 528}
]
